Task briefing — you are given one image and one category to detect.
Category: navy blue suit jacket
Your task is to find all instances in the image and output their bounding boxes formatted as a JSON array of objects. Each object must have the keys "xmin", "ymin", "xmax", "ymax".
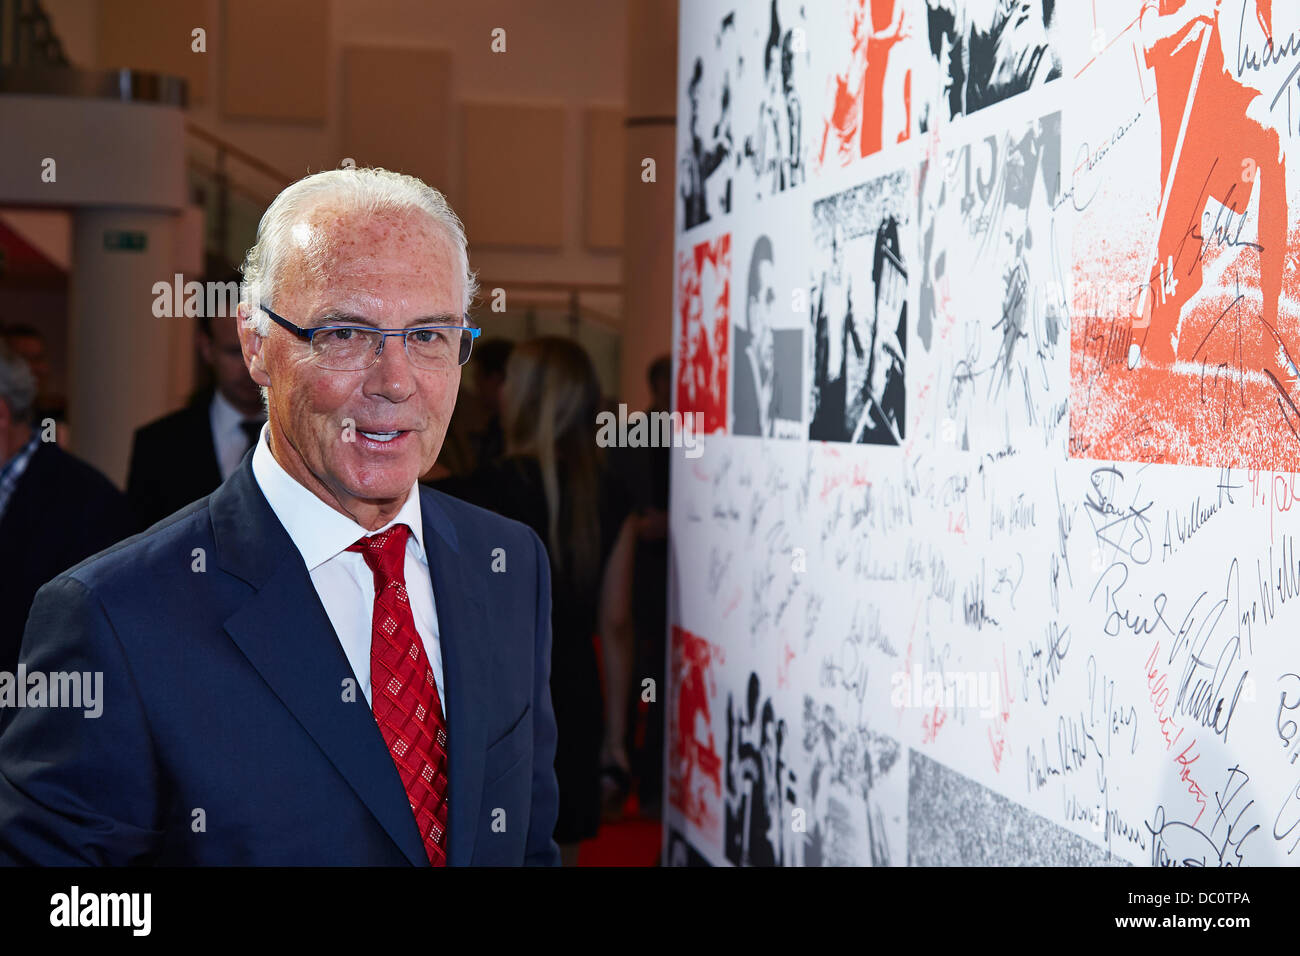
[{"xmin": 0, "ymin": 455, "xmax": 562, "ymax": 866}]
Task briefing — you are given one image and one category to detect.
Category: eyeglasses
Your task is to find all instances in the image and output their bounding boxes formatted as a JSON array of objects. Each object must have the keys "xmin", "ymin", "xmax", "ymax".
[{"xmin": 259, "ymin": 303, "xmax": 481, "ymax": 371}]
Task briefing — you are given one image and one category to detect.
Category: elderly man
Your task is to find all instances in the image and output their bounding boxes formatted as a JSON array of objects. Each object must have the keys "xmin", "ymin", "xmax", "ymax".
[{"xmin": 0, "ymin": 168, "xmax": 562, "ymax": 866}]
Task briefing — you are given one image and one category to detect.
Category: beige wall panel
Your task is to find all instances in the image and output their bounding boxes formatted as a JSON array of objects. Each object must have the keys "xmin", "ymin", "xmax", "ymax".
[
  {"xmin": 626, "ymin": 0, "xmax": 677, "ymax": 117},
  {"xmin": 459, "ymin": 102, "xmax": 564, "ymax": 249},
  {"xmin": 97, "ymin": 0, "xmax": 209, "ymax": 103},
  {"xmin": 222, "ymin": 0, "xmax": 328, "ymax": 121},
  {"xmin": 584, "ymin": 107, "xmax": 624, "ymax": 251},
  {"xmin": 619, "ymin": 123, "xmax": 673, "ymax": 409},
  {"xmin": 340, "ymin": 46, "xmax": 451, "ymax": 189}
]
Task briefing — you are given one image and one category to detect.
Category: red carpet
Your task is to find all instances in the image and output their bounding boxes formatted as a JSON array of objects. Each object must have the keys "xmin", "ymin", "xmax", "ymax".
[
  {"xmin": 581, "ymin": 634, "xmax": 662, "ymax": 865},
  {"xmin": 577, "ymin": 793, "xmax": 662, "ymax": 867}
]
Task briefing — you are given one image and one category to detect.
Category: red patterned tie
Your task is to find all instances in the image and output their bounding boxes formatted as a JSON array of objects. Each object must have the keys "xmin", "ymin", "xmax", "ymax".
[{"xmin": 347, "ymin": 524, "xmax": 449, "ymax": 866}]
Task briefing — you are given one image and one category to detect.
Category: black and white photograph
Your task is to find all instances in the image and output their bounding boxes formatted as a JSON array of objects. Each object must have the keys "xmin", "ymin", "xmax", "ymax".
[
  {"xmin": 801, "ymin": 697, "xmax": 904, "ymax": 868},
  {"xmin": 916, "ymin": 110, "xmax": 1065, "ymax": 453},
  {"xmin": 722, "ymin": 672, "xmax": 799, "ymax": 867},
  {"xmin": 679, "ymin": 9, "xmax": 737, "ymax": 231},
  {"xmin": 735, "ymin": 0, "xmax": 811, "ymax": 202},
  {"xmin": 808, "ymin": 169, "xmax": 909, "ymax": 444},
  {"xmin": 731, "ymin": 233, "xmax": 803, "ymax": 438},
  {"xmin": 917, "ymin": 0, "xmax": 1063, "ymax": 132}
]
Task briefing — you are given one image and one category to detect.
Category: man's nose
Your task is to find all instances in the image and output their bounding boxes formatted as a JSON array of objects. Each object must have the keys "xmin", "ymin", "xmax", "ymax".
[{"xmin": 364, "ymin": 334, "xmax": 417, "ymax": 401}]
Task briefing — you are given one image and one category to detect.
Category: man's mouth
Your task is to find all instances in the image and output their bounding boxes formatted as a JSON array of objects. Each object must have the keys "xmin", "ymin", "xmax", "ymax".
[{"xmin": 360, "ymin": 430, "xmax": 402, "ymax": 443}]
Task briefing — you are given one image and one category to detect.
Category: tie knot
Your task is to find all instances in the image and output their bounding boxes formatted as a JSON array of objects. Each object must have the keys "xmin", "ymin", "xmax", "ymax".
[{"xmin": 347, "ymin": 523, "xmax": 411, "ymax": 581}]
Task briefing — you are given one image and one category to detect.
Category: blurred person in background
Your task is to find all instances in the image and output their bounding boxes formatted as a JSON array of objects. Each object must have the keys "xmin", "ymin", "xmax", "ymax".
[
  {"xmin": 437, "ymin": 336, "xmax": 637, "ymax": 864},
  {"xmin": 426, "ymin": 337, "xmax": 513, "ymax": 480},
  {"xmin": 628, "ymin": 355, "xmax": 670, "ymax": 818},
  {"xmin": 126, "ymin": 271, "xmax": 267, "ymax": 530},
  {"xmin": 605, "ymin": 358, "xmax": 670, "ymax": 822},
  {"xmin": 2, "ymin": 323, "xmax": 68, "ymax": 443},
  {"xmin": 605, "ymin": 355, "xmax": 671, "ymax": 822},
  {"xmin": 0, "ymin": 342, "xmax": 133, "ymax": 672}
]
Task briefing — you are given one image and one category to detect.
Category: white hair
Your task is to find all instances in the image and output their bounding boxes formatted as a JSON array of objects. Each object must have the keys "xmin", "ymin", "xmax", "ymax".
[{"xmin": 239, "ymin": 166, "xmax": 479, "ymax": 335}]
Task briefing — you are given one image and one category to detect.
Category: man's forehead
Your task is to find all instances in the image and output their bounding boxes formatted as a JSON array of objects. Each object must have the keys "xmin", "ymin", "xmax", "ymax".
[
  {"xmin": 292, "ymin": 204, "xmax": 453, "ymax": 262},
  {"xmin": 288, "ymin": 281, "xmax": 465, "ymax": 322},
  {"xmin": 278, "ymin": 206, "xmax": 462, "ymax": 311}
]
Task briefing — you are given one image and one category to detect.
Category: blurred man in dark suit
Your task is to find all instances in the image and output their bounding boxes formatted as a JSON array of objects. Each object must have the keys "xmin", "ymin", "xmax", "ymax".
[
  {"xmin": 126, "ymin": 297, "xmax": 266, "ymax": 530},
  {"xmin": 0, "ymin": 343, "xmax": 133, "ymax": 672}
]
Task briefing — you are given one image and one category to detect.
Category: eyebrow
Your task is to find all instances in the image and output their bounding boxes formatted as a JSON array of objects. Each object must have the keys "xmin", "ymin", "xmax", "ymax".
[{"xmin": 307, "ymin": 311, "xmax": 467, "ymax": 329}]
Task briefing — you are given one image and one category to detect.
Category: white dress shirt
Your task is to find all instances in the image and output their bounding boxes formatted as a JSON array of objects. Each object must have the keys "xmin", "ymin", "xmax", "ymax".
[
  {"xmin": 211, "ymin": 389, "xmax": 260, "ymax": 481},
  {"xmin": 249, "ymin": 425, "xmax": 445, "ymax": 708}
]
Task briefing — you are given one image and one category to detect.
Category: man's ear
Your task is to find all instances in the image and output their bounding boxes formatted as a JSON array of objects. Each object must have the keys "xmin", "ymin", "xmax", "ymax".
[{"xmin": 236, "ymin": 304, "xmax": 272, "ymax": 388}]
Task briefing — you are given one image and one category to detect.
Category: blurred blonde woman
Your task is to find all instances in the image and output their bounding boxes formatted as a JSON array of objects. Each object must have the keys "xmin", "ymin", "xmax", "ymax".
[{"xmin": 436, "ymin": 336, "xmax": 636, "ymax": 865}]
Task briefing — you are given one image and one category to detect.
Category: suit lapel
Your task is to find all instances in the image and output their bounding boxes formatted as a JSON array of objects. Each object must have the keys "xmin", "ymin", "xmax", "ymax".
[
  {"xmin": 222, "ymin": 565, "xmax": 430, "ymax": 866},
  {"xmin": 212, "ymin": 460, "xmax": 429, "ymax": 866},
  {"xmin": 420, "ymin": 487, "xmax": 488, "ymax": 867}
]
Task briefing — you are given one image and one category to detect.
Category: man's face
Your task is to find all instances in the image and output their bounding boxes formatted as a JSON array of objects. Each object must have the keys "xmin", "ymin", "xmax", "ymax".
[
  {"xmin": 202, "ymin": 315, "xmax": 264, "ymax": 415},
  {"xmin": 6, "ymin": 334, "xmax": 48, "ymax": 392},
  {"xmin": 240, "ymin": 205, "xmax": 463, "ymax": 519}
]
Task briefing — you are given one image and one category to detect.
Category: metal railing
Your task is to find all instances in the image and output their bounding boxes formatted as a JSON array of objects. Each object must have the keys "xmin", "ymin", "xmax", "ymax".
[
  {"xmin": 473, "ymin": 278, "xmax": 623, "ymax": 331},
  {"xmin": 185, "ymin": 123, "xmax": 294, "ymax": 269},
  {"xmin": 466, "ymin": 279, "xmax": 625, "ymax": 393},
  {"xmin": 0, "ymin": 0, "xmax": 68, "ymax": 68}
]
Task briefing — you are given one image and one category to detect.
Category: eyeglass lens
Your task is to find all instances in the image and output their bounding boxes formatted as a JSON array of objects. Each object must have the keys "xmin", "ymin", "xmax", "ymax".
[{"xmin": 311, "ymin": 327, "xmax": 473, "ymax": 370}]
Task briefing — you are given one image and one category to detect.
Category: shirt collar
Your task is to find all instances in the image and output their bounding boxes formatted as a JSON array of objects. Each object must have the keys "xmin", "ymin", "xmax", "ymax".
[
  {"xmin": 250, "ymin": 423, "xmax": 427, "ymax": 572},
  {"xmin": 210, "ymin": 388, "xmax": 246, "ymax": 436}
]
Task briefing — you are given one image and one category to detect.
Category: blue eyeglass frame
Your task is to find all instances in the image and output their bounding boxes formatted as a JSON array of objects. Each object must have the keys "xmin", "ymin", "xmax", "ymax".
[{"xmin": 258, "ymin": 303, "xmax": 482, "ymax": 367}]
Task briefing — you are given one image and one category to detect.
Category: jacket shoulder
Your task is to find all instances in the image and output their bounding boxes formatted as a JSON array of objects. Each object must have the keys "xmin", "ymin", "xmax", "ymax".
[
  {"xmin": 26, "ymin": 442, "xmax": 125, "ymax": 507},
  {"xmin": 56, "ymin": 496, "xmax": 213, "ymax": 593}
]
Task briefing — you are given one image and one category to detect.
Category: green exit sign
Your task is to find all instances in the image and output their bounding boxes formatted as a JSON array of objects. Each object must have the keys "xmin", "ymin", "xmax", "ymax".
[{"xmin": 104, "ymin": 230, "xmax": 148, "ymax": 252}]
